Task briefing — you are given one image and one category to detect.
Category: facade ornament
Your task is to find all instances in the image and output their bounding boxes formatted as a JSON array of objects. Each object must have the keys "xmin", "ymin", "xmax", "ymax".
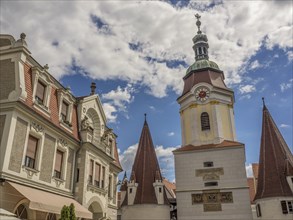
[
  {"xmin": 30, "ymin": 121, "xmax": 44, "ymax": 133},
  {"xmin": 44, "ymin": 64, "xmax": 49, "ymax": 70},
  {"xmin": 81, "ymin": 116, "xmax": 90, "ymax": 130},
  {"xmin": 58, "ymin": 138, "xmax": 68, "ymax": 147}
]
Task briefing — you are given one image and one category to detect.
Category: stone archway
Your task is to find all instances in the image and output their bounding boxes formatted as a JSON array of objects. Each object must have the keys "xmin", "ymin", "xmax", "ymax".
[{"xmin": 88, "ymin": 201, "xmax": 103, "ymax": 220}]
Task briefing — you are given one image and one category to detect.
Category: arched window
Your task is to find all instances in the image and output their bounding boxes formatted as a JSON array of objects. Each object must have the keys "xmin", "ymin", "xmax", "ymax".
[
  {"xmin": 199, "ymin": 47, "xmax": 202, "ymax": 55},
  {"xmin": 201, "ymin": 112, "xmax": 210, "ymax": 131},
  {"xmin": 15, "ymin": 204, "xmax": 28, "ymax": 219},
  {"xmin": 203, "ymin": 47, "xmax": 207, "ymax": 54}
]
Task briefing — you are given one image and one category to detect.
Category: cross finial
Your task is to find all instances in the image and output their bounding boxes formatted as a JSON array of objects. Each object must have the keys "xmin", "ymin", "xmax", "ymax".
[
  {"xmin": 144, "ymin": 113, "xmax": 147, "ymax": 122},
  {"xmin": 195, "ymin": 13, "xmax": 202, "ymax": 34}
]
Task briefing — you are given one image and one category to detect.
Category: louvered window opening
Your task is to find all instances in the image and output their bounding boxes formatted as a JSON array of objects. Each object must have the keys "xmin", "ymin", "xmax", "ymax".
[
  {"xmin": 54, "ymin": 150, "xmax": 63, "ymax": 179},
  {"xmin": 281, "ymin": 200, "xmax": 293, "ymax": 214},
  {"xmin": 25, "ymin": 135, "xmax": 38, "ymax": 169},
  {"xmin": 201, "ymin": 112, "xmax": 210, "ymax": 130},
  {"xmin": 204, "ymin": 182, "xmax": 218, "ymax": 187},
  {"xmin": 36, "ymin": 81, "xmax": 46, "ymax": 104}
]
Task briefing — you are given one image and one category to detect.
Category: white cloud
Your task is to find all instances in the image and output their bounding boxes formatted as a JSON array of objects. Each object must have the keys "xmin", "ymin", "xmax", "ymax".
[
  {"xmin": 102, "ymin": 103, "xmax": 117, "ymax": 123},
  {"xmin": 280, "ymin": 124, "xmax": 291, "ymax": 128},
  {"xmin": 101, "ymin": 84, "xmax": 135, "ymax": 122},
  {"xmin": 239, "ymin": 85, "xmax": 256, "ymax": 94},
  {"xmin": 280, "ymin": 79, "xmax": 293, "ymax": 92},
  {"xmin": 1, "ymin": 1, "xmax": 292, "ymax": 98},
  {"xmin": 246, "ymin": 163, "xmax": 253, "ymax": 178},
  {"xmin": 249, "ymin": 60, "xmax": 262, "ymax": 70},
  {"xmin": 119, "ymin": 143, "xmax": 179, "ymax": 178},
  {"xmin": 167, "ymin": 132, "xmax": 175, "ymax": 136},
  {"xmin": 149, "ymin": 106, "xmax": 156, "ymax": 111},
  {"xmin": 287, "ymin": 51, "xmax": 293, "ymax": 62}
]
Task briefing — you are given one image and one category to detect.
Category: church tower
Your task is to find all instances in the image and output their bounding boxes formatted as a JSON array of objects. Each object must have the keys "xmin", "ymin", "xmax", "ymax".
[
  {"xmin": 254, "ymin": 99, "xmax": 293, "ymax": 219},
  {"xmin": 120, "ymin": 116, "xmax": 170, "ymax": 220},
  {"xmin": 173, "ymin": 15, "xmax": 252, "ymax": 219}
]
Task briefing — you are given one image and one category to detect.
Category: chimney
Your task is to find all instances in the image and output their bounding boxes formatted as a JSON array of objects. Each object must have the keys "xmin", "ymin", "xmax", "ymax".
[{"xmin": 90, "ymin": 82, "xmax": 96, "ymax": 95}]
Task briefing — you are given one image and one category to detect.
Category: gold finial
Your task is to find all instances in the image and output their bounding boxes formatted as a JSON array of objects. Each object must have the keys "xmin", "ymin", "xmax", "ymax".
[{"xmin": 195, "ymin": 13, "xmax": 202, "ymax": 34}]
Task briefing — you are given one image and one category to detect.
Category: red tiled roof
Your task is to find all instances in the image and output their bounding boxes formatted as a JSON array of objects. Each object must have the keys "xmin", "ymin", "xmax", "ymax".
[
  {"xmin": 113, "ymin": 141, "xmax": 122, "ymax": 169},
  {"xmin": 179, "ymin": 69, "xmax": 228, "ymax": 99},
  {"xmin": 252, "ymin": 163, "xmax": 259, "ymax": 179},
  {"xmin": 254, "ymin": 104, "xmax": 293, "ymax": 201},
  {"xmin": 173, "ymin": 140, "xmax": 244, "ymax": 153},
  {"xmin": 163, "ymin": 178, "xmax": 176, "ymax": 199},
  {"xmin": 130, "ymin": 119, "xmax": 169, "ymax": 205}
]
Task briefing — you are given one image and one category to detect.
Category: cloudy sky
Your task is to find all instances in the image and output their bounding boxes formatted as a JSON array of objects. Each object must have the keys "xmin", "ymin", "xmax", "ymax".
[{"xmin": 1, "ymin": 0, "xmax": 292, "ymax": 182}]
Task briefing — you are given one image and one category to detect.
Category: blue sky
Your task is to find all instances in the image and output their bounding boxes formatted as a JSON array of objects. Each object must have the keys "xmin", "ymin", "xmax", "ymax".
[{"xmin": 1, "ymin": 0, "xmax": 292, "ymax": 182}]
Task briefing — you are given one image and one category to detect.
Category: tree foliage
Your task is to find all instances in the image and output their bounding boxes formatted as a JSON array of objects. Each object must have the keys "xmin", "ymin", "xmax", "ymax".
[{"xmin": 59, "ymin": 203, "xmax": 76, "ymax": 220}]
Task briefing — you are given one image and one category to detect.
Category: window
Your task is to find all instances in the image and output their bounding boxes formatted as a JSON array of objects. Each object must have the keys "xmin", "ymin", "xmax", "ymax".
[
  {"xmin": 108, "ymin": 175, "xmax": 112, "ymax": 198},
  {"xmin": 61, "ymin": 101, "xmax": 69, "ymax": 122},
  {"xmin": 281, "ymin": 200, "xmax": 293, "ymax": 214},
  {"xmin": 54, "ymin": 150, "xmax": 63, "ymax": 179},
  {"xmin": 159, "ymin": 187, "xmax": 162, "ymax": 193},
  {"xmin": 76, "ymin": 168, "xmax": 79, "ymax": 183},
  {"xmin": 129, "ymin": 188, "xmax": 132, "ymax": 194},
  {"xmin": 201, "ymin": 112, "xmax": 210, "ymax": 131},
  {"xmin": 25, "ymin": 135, "xmax": 38, "ymax": 169},
  {"xmin": 46, "ymin": 213, "xmax": 57, "ymax": 220},
  {"xmin": 199, "ymin": 47, "xmax": 202, "ymax": 55},
  {"xmin": 256, "ymin": 204, "xmax": 262, "ymax": 217},
  {"xmin": 203, "ymin": 47, "xmax": 207, "ymax": 54},
  {"xmin": 35, "ymin": 80, "xmax": 46, "ymax": 105},
  {"xmin": 15, "ymin": 204, "xmax": 28, "ymax": 219},
  {"xmin": 204, "ymin": 161, "xmax": 214, "ymax": 167},
  {"xmin": 89, "ymin": 160, "xmax": 94, "ymax": 183},
  {"xmin": 95, "ymin": 163, "xmax": 101, "ymax": 187},
  {"xmin": 204, "ymin": 182, "xmax": 218, "ymax": 187},
  {"xmin": 101, "ymin": 167, "xmax": 105, "ymax": 188},
  {"xmin": 109, "ymin": 139, "xmax": 113, "ymax": 155}
]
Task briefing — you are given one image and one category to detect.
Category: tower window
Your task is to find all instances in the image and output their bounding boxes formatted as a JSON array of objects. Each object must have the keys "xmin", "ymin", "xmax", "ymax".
[
  {"xmin": 256, "ymin": 204, "xmax": 262, "ymax": 217},
  {"xmin": 201, "ymin": 112, "xmax": 210, "ymax": 131},
  {"xmin": 199, "ymin": 47, "xmax": 202, "ymax": 55},
  {"xmin": 203, "ymin": 47, "xmax": 207, "ymax": 54},
  {"xmin": 204, "ymin": 161, "xmax": 214, "ymax": 167},
  {"xmin": 204, "ymin": 182, "xmax": 218, "ymax": 187}
]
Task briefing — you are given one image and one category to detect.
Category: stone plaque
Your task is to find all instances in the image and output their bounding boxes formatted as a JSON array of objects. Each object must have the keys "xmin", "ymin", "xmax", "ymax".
[
  {"xmin": 196, "ymin": 168, "xmax": 224, "ymax": 181},
  {"xmin": 192, "ymin": 194, "xmax": 203, "ymax": 204},
  {"xmin": 220, "ymin": 192, "xmax": 233, "ymax": 203},
  {"xmin": 204, "ymin": 203, "xmax": 222, "ymax": 212}
]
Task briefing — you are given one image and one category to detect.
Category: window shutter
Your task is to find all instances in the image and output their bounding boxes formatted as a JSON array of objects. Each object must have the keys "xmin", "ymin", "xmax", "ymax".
[
  {"xmin": 281, "ymin": 201, "xmax": 288, "ymax": 214},
  {"xmin": 27, "ymin": 136, "xmax": 38, "ymax": 159},
  {"xmin": 89, "ymin": 160, "xmax": 94, "ymax": 176},
  {"xmin": 54, "ymin": 150, "xmax": 63, "ymax": 172},
  {"xmin": 61, "ymin": 102, "xmax": 68, "ymax": 117},
  {"xmin": 256, "ymin": 204, "xmax": 262, "ymax": 217},
  {"xmin": 95, "ymin": 163, "xmax": 100, "ymax": 181},
  {"xmin": 101, "ymin": 167, "xmax": 105, "ymax": 181},
  {"xmin": 36, "ymin": 81, "xmax": 45, "ymax": 101},
  {"xmin": 201, "ymin": 112, "xmax": 210, "ymax": 130}
]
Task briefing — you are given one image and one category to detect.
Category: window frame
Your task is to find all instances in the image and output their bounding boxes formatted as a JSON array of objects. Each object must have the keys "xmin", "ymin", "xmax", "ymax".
[
  {"xmin": 57, "ymin": 88, "xmax": 74, "ymax": 129},
  {"xmin": 201, "ymin": 112, "xmax": 210, "ymax": 131},
  {"xmin": 24, "ymin": 135, "xmax": 39, "ymax": 169},
  {"xmin": 52, "ymin": 145, "xmax": 68, "ymax": 181}
]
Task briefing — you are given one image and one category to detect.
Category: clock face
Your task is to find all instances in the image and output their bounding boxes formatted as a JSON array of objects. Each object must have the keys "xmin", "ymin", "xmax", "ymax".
[{"xmin": 195, "ymin": 87, "xmax": 210, "ymax": 102}]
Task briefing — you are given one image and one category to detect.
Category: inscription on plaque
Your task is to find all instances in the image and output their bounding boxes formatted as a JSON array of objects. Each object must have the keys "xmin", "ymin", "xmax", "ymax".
[
  {"xmin": 196, "ymin": 167, "xmax": 224, "ymax": 181},
  {"xmin": 204, "ymin": 203, "xmax": 222, "ymax": 212}
]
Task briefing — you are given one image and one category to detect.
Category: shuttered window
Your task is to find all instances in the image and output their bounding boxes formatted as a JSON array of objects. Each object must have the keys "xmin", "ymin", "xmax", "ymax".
[
  {"xmin": 108, "ymin": 175, "xmax": 112, "ymax": 197},
  {"xmin": 61, "ymin": 101, "xmax": 69, "ymax": 122},
  {"xmin": 89, "ymin": 160, "xmax": 94, "ymax": 183},
  {"xmin": 201, "ymin": 112, "xmax": 210, "ymax": 131},
  {"xmin": 101, "ymin": 167, "xmax": 105, "ymax": 188},
  {"xmin": 256, "ymin": 204, "xmax": 262, "ymax": 217},
  {"xmin": 54, "ymin": 150, "xmax": 63, "ymax": 179},
  {"xmin": 25, "ymin": 135, "xmax": 38, "ymax": 169},
  {"xmin": 95, "ymin": 163, "xmax": 101, "ymax": 187},
  {"xmin": 281, "ymin": 201, "xmax": 288, "ymax": 214},
  {"xmin": 36, "ymin": 81, "xmax": 46, "ymax": 104}
]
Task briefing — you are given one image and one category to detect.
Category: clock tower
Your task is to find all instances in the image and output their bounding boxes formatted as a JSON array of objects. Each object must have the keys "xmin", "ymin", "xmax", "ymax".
[
  {"xmin": 177, "ymin": 14, "xmax": 236, "ymax": 147},
  {"xmin": 173, "ymin": 15, "xmax": 252, "ymax": 220}
]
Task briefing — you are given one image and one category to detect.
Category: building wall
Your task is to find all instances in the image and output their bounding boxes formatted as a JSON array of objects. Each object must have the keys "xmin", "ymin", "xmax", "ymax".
[
  {"xmin": 174, "ymin": 146, "xmax": 252, "ymax": 219},
  {"xmin": 121, "ymin": 204, "xmax": 170, "ymax": 220},
  {"xmin": 0, "ymin": 59, "xmax": 15, "ymax": 100},
  {"xmin": 255, "ymin": 197, "xmax": 293, "ymax": 220}
]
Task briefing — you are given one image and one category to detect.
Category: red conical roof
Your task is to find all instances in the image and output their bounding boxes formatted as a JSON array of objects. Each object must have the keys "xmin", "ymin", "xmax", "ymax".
[
  {"xmin": 254, "ymin": 103, "xmax": 293, "ymax": 201},
  {"xmin": 130, "ymin": 119, "xmax": 168, "ymax": 204}
]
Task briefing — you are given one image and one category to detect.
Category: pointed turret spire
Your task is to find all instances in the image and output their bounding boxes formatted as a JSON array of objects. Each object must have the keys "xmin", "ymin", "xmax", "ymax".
[
  {"xmin": 120, "ymin": 171, "xmax": 128, "ymax": 191},
  {"xmin": 254, "ymin": 100, "xmax": 293, "ymax": 201},
  {"xmin": 192, "ymin": 14, "xmax": 209, "ymax": 61},
  {"xmin": 129, "ymin": 116, "xmax": 168, "ymax": 204}
]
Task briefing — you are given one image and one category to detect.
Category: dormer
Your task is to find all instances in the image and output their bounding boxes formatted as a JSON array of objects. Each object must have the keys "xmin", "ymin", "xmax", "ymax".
[
  {"xmin": 31, "ymin": 65, "xmax": 54, "ymax": 117},
  {"xmin": 57, "ymin": 87, "xmax": 75, "ymax": 131}
]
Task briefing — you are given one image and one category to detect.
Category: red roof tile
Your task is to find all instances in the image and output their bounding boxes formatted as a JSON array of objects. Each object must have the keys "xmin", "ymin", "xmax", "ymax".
[
  {"xmin": 254, "ymin": 104, "xmax": 293, "ymax": 200},
  {"xmin": 247, "ymin": 178, "xmax": 256, "ymax": 204}
]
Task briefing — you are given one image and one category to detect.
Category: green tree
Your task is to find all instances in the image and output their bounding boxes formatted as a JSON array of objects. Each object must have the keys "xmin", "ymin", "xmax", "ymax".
[{"xmin": 59, "ymin": 203, "xmax": 76, "ymax": 220}]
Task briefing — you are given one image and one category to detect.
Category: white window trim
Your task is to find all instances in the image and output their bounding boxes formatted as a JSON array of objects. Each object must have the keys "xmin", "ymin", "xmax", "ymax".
[
  {"xmin": 57, "ymin": 88, "xmax": 74, "ymax": 130},
  {"xmin": 31, "ymin": 67, "xmax": 53, "ymax": 115}
]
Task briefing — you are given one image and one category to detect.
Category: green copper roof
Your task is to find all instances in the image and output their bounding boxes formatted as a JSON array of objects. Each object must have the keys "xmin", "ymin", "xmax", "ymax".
[{"xmin": 186, "ymin": 59, "xmax": 220, "ymax": 74}]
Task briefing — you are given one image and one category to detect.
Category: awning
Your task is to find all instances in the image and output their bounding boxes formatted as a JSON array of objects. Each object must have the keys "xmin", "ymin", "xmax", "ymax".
[{"xmin": 8, "ymin": 182, "xmax": 92, "ymax": 219}]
